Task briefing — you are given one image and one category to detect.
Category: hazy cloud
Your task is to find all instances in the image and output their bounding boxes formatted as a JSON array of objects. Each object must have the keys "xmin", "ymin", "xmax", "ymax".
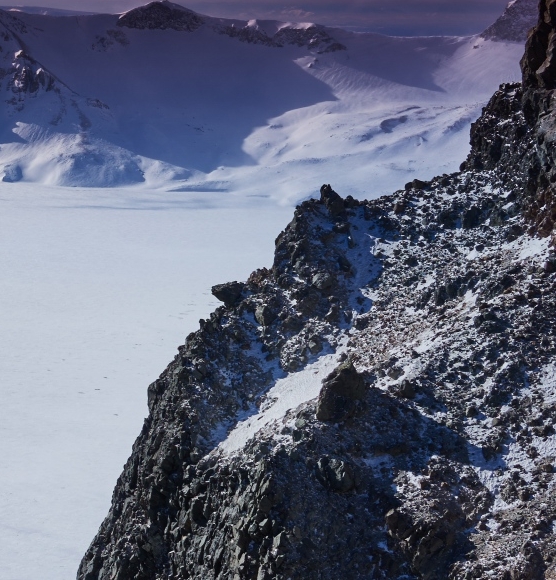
[{"xmin": 0, "ymin": 0, "xmax": 514, "ymax": 35}]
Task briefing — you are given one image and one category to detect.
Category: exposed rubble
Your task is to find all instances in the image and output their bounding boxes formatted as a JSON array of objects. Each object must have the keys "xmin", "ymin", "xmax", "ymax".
[{"xmin": 78, "ymin": 2, "xmax": 556, "ymax": 580}]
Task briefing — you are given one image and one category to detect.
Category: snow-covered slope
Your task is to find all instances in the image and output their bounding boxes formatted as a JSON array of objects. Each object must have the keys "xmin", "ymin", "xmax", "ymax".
[{"xmin": 0, "ymin": 0, "xmax": 530, "ymax": 197}]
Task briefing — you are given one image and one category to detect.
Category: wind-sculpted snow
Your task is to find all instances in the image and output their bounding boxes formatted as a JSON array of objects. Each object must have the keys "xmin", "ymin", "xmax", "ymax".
[{"xmin": 0, "ymin": 1, "xmax": 525, "ymax": 190}]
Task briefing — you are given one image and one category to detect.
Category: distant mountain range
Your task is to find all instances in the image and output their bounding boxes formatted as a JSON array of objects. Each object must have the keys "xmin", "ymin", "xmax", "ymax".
[
  {"xmin": 482, "ymin": 0, "xmax": 538, "ymax": 42},
  {"xmin": 0, "ymin": 0, "xmax": 536, "ymax": 191}
]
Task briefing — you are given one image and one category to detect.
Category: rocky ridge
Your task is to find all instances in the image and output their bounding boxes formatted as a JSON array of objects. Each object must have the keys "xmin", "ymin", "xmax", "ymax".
[
  {"xmin": 481, "ymin": 0, "xmax": 538, "ymax": 42},
  {"xmin": 117, "ymin": 1, "xmax": 346, "ymax": 52},
  {"xmin": 117, "ymin": 2, "xmax": 203, "ymax": 32},
  {"xmin": 78, "ymin": 3, "xmax": 556, "ymax": 580}
]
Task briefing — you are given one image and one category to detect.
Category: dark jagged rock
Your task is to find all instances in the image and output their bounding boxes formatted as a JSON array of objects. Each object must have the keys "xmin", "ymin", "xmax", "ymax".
[
  {"xmin": 215, "ymin": 21, "xmax": 346, "ymax": 53},
  {"xmin": 254, "ymin": 303, "xmax": 277, "ymax": 327},
  {"xmin": 405, "ymin": 178, "xmax": 429, "ymax": 191},
  {"xmin": 211, "ymin": 281, "xmax": 244, "ymax": 307},
  {"xmin": 79, "ymin": 1, "xmax": 556, "ymax": 578},
  {"xmin": 316, "ymin": 360, "xmax": 366, "ymax": 422},
  {"xmin": 521, "ymin": 0, "xmax": 556, "ymax": 88},
  {"xmin": 9, "ymin": 50, "xmax": 56, "ymax": 96},
  {"xmin": 118, "ymin": 1, "xmax": 204, "ymax": 31},
  {"xmin": 320, "ymin": 183, "xmax": 345, "ymax": 216},
  {"xmin": 272, "ymin": 25, "xmax": 346, "ymax": 52}
]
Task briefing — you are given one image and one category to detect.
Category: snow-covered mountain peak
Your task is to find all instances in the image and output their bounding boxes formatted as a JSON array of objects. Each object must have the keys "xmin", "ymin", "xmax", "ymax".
[{"xmin": 481, "ymin": 0, "xmax": 537, "ymax": 42}]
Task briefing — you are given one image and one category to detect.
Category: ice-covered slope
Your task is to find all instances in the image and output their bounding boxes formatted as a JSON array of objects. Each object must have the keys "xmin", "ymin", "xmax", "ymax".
[{"xmin": 0, "ymin": 0, "xmax": 530, "ymax": 196}]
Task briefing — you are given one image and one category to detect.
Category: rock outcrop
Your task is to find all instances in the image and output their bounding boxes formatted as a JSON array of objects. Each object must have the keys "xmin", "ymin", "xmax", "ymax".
[
  {"xmin": 78, "ymin": 2, "xmax": 556, "ymax": 579},
  {"xmin": 118, "ymin": 1, "xmax": 204, "ymax": 32},
  {"xmin": 521, "ymin": 0, "xmax": 556, "ymax": 88},
  {"xmin": 117, "ymin": 0, "xmax": 345, "ymax": 52},
  {"xmin": 481, "ymin": 0, "xmax": 538, "ymax": 42},
  {"xmin": 315, "ymin": 360, "xmax": 366, "ymax": 422}
]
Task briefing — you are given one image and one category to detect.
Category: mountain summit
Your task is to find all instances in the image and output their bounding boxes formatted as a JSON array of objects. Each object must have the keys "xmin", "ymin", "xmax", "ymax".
[
  {"xmin": 77, "ymin": 2, "xmax": 556, "ymax": 579},
  {"xmin": 117, "ymin": 1, "xmax": 204, "ymax": 31},
  {"xmin": 481, "ymin": 0, "xmax": 538, "ymax": 42}
]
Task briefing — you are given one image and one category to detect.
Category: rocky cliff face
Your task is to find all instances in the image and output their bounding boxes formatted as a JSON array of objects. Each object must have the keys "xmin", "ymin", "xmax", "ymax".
[
  {"xmin": 78, "ymin": 3, "xmax": 556, "ymax": 580},
  {"xmin": 0, "ymin": 11, "xmax": 57, "ymax": 105},
  {"xmin": 481, "ymin": 0, "xmax": 538, "ymax": 42}
]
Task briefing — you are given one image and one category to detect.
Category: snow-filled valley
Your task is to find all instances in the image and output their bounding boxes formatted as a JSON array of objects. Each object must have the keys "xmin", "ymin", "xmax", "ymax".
[
  {"xmin": 0, "ymin": 0, "xmax": 538, "ymax": 578},
  {"xmin": 0, "ymin": 2, "xmax": 525, "ymax": 197}
]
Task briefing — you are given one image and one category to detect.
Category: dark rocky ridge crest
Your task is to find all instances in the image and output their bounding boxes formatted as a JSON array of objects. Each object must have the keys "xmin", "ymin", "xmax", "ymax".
[
  {"xmin": 481, "ymin": 0, "xmax": 538, "ymax": 42},
  {"xmin": 78, "ymin": 2, "xmax": 556, "ymax": 579},
  {"xmin": 116, "ymin": 0, "xmax": 346, "ymax": 52},
  {"xmin": 118, "ymin": 1, "xmax": 204, "ymax": 31}
]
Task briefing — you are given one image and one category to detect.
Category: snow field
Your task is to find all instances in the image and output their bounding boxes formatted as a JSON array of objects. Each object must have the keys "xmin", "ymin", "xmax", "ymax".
[
  {"xmin": 0, "ymin": 185, "xmax": 293, "ymax": 580},
  {"xmin": 215, "ymin": 350, "xmax": 344, "ymax": 455},
  {"xmin": 0, "ymin": 9, "xmax": 524, "ymax": 196}
]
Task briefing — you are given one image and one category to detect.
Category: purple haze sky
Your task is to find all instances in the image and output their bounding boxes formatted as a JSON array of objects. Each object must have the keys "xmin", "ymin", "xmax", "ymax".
[{"xmin": 0, "ymin": 0, "xmax": 515, "ymax": 36}]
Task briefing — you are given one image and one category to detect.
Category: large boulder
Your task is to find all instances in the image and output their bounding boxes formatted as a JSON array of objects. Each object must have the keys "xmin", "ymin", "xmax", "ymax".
[
  {"xmin": 211, "ymin": 281, "xmax": 244, "ymax": 307},
  {"xmin": 315, "ymin": 360, "xmax": 366, "ymax": 422},
  {"xmin": 320, "ymin": 184, "xmax": 344, "ymax": 216},
  {"xmin": 255, "ymin": 303, "xmax": 277, "ymax": 327}
]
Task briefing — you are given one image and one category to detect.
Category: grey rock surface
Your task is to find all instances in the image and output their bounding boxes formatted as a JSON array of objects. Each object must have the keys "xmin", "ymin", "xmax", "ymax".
[
  {"xmin": 482, "ymin": 0, "xmax": 538, "ymax": 42},
  {"xmin": 315, "ymin": 360, "xmax": 366, "ymax": 422},
  {"xmin": 211, "ymin": 282, "xmax": 245, "ymax": 308}
]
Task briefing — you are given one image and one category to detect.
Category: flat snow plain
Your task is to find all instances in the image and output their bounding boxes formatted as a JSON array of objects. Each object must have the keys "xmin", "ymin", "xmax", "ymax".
[{"xmin": 0, "ymin": 185, "xmax": 293, "ymax": 579}]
